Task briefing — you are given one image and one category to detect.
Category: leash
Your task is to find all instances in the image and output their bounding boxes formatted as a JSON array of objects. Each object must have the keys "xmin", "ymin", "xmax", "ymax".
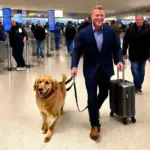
[{"xmin": 66, "ymin": 77, "xmax": 88, "ymax": 112}]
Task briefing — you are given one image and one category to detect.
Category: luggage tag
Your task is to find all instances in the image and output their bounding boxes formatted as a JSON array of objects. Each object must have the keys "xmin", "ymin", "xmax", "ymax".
[{"xmin": 19, "ymin": 28, "xmax": 22, "ymax": 33}]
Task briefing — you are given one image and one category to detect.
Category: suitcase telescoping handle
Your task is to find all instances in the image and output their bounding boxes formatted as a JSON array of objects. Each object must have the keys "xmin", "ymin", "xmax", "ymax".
[{"xmin": 117, "ymin": 68, "xmax": 125, "ymax": 81}]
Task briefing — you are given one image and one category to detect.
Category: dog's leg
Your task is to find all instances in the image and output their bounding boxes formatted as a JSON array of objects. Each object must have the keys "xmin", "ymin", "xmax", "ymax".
[
  {"xmin": 41, "ymin": 112, "xmax": 48, "ymax": 134},
  {"xmin": 44, "ymin": 116, "xmax": 59, "ymax": 143},
  {"xmin": 60, "ymin": 105, "xmax": 64, "ymax": 116}
]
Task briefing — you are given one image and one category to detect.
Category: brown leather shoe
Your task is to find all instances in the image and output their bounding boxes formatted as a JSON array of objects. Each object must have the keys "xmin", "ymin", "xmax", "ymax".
[
  {"xmin": 98, "ymin": 124, "xmax": 101, "ymax": 133},
  {"xmin": 90, "ymin": 126, "xmax": 100, "ymax": 140}
]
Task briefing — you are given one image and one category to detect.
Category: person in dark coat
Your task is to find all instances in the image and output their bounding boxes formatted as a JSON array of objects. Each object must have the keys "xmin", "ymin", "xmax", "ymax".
[
  {"xmin": 33, "ymin": 21, "xmax": 46, "ymax": 58},
  {"xmin": 9, "ymin": 19, "xmax": 27, "ymax": 71},
  {"xmin": 78, "ymin": 18, "xmax": 90, "ymax": 32},
  {"xmin": 65, "ymin": 21, "xmax": 76, "ymax": 54},
  {"xmin": 123, "ymin": 14, "xmax": 150, "ymax": 93}
]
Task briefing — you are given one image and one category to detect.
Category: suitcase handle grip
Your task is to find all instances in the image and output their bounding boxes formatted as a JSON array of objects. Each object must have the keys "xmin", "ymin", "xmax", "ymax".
[{"xmin": 117, "ymin": 68, "xmax": 125, "ymax": 81}]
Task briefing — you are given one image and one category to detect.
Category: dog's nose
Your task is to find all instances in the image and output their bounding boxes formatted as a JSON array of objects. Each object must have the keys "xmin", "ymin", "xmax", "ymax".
[{"xmin": 38, "ymin": 88, "xmax": 43, "ymax": 92}]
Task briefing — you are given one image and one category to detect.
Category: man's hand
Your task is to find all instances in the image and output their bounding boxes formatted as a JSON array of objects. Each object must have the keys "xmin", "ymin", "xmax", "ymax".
[
  {"xmin": 117, "ymin": 62, "xmax": 124, "ymax": 71},
  {"xmin": 71, "ymin": 67, "xmax": 78, "ymax": 77},
  {"xmin": 23, "ymin": 37, "xmax": 27, "ymax": 43},
  {"xmin": 123, "ymin": 55, "xmax": 128, "ymax": 59}
]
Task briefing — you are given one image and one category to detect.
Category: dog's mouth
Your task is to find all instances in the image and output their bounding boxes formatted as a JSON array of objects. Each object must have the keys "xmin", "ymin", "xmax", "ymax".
[{"xmin": 38, "ymin": 89, "xmax": 49, "ymax": 98}]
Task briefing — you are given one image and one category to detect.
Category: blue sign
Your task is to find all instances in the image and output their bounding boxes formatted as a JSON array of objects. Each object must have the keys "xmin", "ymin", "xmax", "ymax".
[
  {"xmin": 2, "ymin": 8, "xmax": 12, "ymax": 31},
  {"xmin": 14, "ymin": 14, "xmax": 23, "ymax": 24},
  {"xmin": 48, "ymin": 10, "xmax": 55, "ymax": 31}
]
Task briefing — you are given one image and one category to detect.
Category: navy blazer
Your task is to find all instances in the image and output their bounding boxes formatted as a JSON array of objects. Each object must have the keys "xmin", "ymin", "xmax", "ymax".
[{"xmin": 71, "ymin": 23, "xmax": 124, "ymax": 79}]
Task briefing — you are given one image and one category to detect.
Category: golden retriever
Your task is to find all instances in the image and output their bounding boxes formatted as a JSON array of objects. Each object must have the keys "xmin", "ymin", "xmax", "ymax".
[{"xmin": 34, "ymin": 74, "xmax": 67, "ymax": 143}]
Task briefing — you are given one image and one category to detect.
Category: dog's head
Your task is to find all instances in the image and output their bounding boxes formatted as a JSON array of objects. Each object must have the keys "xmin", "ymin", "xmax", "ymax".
[{"xmin": 34, "ymin": 76, "xmax": 59, "ymax": 98}]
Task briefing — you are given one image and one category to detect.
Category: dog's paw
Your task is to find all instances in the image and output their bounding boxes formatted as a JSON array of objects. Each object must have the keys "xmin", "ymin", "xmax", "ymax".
[
  {"xmin": 44, "ymin": 136, "xmax": 51, "ymax": 143},
  {"xmin": 42, "ymin": 123, "xmax": 48, "ymax": 134}
]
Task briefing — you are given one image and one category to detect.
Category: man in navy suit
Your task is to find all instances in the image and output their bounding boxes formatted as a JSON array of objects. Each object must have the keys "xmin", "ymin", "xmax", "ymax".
[{"xmin": 71, "ymin": 5, "xmax": 124, "ymax": 140}]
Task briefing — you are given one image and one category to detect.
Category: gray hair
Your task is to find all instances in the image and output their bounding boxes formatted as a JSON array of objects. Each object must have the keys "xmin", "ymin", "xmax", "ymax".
[{"xmin": 135, "ymin": 14, "xmax": 144, "ymax": 19}]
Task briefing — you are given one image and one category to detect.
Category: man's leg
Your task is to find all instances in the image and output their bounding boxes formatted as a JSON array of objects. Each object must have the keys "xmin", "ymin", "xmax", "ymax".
[
  {"xmin": 19, "ymin": 46, "xmax": 26, "ymax": 68},
  {"xmin": 97, "ymin": 71, "xmax": 110, "ymax": 110},
  {"xmin": 66, "ymin": 40, "xmax": 70, "ymax": 52},
  {"xmin": 39, "ymin": 41, "xmax": 43, "ymax": 57},
  {"xmin": 131, "ymin": 61, "xmax": 141, "ymax": 91},
  {"xmin": 36, "ymin": 40, "xmax": 40, "ymax": 57},
  {"xmin": 85, "ymin": 77, "xmax": 100, "ymax": 139},
  {"xmin": 12, "ymin": 48, "xmax": 20, "ymax": 67},
  {"xmin": 139, "ymin": 60, "xmax": 147, "ymax": 91}
]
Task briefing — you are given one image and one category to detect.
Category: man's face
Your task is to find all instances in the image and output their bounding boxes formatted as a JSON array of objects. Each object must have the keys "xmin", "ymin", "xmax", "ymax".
[
  {"xmin": 11, "ymin": 20, "xmax": 16, "ymax": 26},
  {"xmin": 135, "ymin": 16, "xmax": 144, "ymax": 27},
  {"xmin": 91, "ymin": 9, "xmax": 105, "ymax": 28}
]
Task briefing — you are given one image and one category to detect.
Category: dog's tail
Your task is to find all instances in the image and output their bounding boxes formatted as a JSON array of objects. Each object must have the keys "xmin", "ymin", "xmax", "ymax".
[{"xmin": 62, "ymin": 73, "xmax": 67, "ymax": 83}]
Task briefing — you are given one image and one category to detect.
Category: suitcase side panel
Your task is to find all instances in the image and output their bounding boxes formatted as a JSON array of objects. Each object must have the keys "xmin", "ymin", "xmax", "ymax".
[
  {"xmin": 117, "ymin": 81, "xmax": 135, "ymax": 117},
  {"xmin": 109, "ymin": 79, "xmax": 123, "ymax": 112}
]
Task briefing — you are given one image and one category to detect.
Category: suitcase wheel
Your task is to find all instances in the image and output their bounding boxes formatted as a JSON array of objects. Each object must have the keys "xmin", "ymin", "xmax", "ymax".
[
  {"xmin": 131, "ymin": 117, "xmax": 136, "ymax": 123},
  {"xmin": 123, "ymin": 118, "xmax": 128, "ymax": 125},
  {"xmin": 110, "ymin": 111, "xmax": 114, "ymax": 117}
]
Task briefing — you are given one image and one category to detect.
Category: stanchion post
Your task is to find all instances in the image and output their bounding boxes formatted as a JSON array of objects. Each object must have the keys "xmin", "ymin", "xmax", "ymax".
[
  {"xmin": 0, "ymin": 41, "xmax": 4, "ymax": 62},
  {"xmin": 26, "ymin": 40, "xmax": 34, "ymax": 68},
  {"xmin": 47, "ymin": 31, "xmax": 52, "ymax": 57},
  {"xmin": 3, "ymin": 39, "xmax": 16, "ymax": 71}
]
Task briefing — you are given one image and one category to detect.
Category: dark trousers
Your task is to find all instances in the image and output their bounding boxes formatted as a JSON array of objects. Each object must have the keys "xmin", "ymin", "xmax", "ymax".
[
  {"xmin": 85, "ymin": 68, "xmax": 110, "ymax": 127},
  {"xmin": 131, "ymin": 60, "xmax": 146, "ymax": 89},
  {"xmin": 12, "ymin": 47, "xmax": 25, "ymax": 67}
]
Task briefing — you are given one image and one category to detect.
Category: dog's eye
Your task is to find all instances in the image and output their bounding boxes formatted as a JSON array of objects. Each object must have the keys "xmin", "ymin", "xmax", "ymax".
[
  {"xmin": 45, "ymin": 81, "xmax": 49, "ymax": 84},
  {"xmin": 38, "ymin": 81, "xmax": 42, "ymax": 84}
]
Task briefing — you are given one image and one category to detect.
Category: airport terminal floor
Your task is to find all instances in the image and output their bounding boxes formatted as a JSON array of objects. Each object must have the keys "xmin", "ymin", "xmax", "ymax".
[{"xmin": 0, "ymin": 46, "xmax": 150, "ymax": 150}]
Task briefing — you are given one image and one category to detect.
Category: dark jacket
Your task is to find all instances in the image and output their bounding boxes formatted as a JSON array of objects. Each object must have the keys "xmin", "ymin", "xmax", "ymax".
[
  {"xmin": 123, "ymin": 23, "xmax": 150, "ymax": 61},
  {"xmin": 65, "ymin": 24, "xmax": 76, "ymax": 40},
  {"xmin": 9, "ymin": 25, "xmax": 27, "ymax": 49},
  {"xmin": 78, "ymin": 22, "xmax": 90, "ymax": 32},
  {"xmin": 0, "ymin": 28, "xmax": 6, "ymax": 41},
  {"xmin": 71, "ymin": 24, "xmax": 124, "ymax": 79},
  {"xmin": 33, "ymin": 26, "xmax": 46, "ymax": 41}
]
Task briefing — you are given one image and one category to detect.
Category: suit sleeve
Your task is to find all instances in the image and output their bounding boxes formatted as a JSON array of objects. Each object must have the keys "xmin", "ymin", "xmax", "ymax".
[
  {"xmin": 112, "ymin": 29, "xmax": 124, "ymax": 65},
  {"xmin": 71, "ymin": 31, "xmax": 84, "ymax": 68}
]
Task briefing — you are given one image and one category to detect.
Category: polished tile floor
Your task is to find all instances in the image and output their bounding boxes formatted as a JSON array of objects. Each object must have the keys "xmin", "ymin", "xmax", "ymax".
[{"xmin": 0, "ymin": 48, "xmax": 150, "ymax": 150}]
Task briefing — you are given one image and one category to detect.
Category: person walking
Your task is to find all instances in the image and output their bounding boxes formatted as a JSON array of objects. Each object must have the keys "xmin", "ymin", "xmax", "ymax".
[
  {"xmin": 123, "ymin": 14, "xmax": 150, "ymax": 94},
  {"xmin": 71, "ymin": 5, "xmax": 124, "ymax": 140}
]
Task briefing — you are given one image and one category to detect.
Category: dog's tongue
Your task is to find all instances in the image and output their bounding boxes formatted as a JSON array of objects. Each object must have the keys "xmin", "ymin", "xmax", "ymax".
[{"xmin": 39, "ymin": 92, "xmax": 45, "ymax": 97}]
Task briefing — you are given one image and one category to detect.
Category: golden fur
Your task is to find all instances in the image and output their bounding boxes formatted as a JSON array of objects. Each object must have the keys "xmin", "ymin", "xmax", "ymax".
[{"xmin": 34, "ymin": 74, "xmax": 67, "ymax": 143}]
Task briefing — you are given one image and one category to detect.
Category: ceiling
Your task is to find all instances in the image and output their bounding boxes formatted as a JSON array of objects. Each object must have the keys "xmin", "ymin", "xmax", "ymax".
[{"xmin": 0, "ymin": 0, "xmax": 150, "ymax": 16}]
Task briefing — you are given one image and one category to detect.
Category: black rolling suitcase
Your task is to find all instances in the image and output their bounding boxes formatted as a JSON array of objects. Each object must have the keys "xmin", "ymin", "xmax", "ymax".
[{"xmin": 109, "ymin": 69, "xmax": 136, "ymax": 125}]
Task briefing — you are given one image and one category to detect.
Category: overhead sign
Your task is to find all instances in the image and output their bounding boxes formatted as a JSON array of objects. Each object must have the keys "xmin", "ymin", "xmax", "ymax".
[
  {"xmin": 2, "ymin": 8, "xmax": 12, "ymax": 31},
  {"xmin": 48, "ymin": 10, "xmax": 55, "ymax": 31},
  {"xmin": 14, "ymin": 14, "xmax": 23, "ymax": 24},
  {"xmin": 0, "ymin": 10, "xmax": 2, "ymax": 17},
  {"xmin": 54, "ymin": 10, "xmax": 63, "ymax": 17}
]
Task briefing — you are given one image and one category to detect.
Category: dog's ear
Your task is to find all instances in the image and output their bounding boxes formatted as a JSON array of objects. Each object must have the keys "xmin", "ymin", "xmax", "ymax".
[
  {"xmin": 34, "ymin": 79, "xmax": 38, "ymax": 91},
  {"xmin": 52, "ymin": 79, "xmax": 59, "ymax": 92}
]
